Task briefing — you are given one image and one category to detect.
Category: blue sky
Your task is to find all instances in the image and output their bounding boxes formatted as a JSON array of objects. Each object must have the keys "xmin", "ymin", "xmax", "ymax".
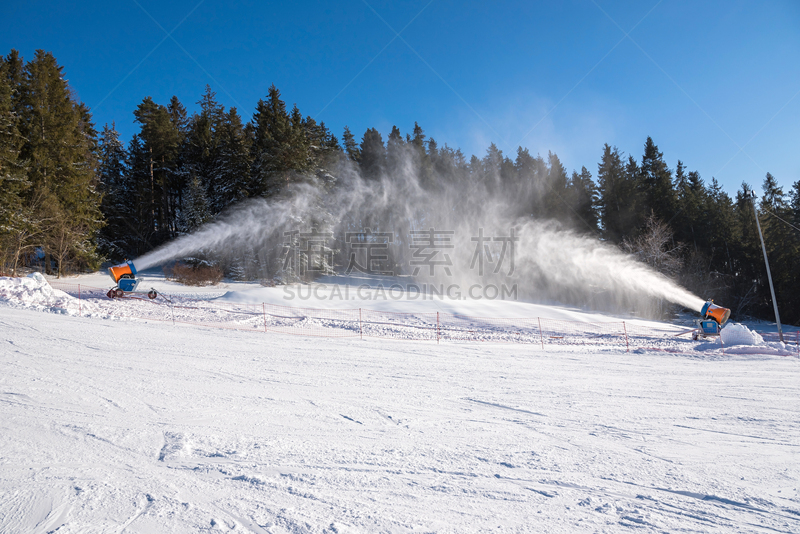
[{"xmin": 3, "ymin": 0, "xmax": 799, "ymax": 197}]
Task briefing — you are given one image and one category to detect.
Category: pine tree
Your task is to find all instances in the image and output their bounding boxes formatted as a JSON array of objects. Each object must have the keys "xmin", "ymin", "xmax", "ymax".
[
  {"xmin": 789, "ymin": 179, "xmax": 800, "ymax": 323},
  {"xmin": 514, "ymin": 147, "xmax": 547, "ymax": 219},
  {"xmin": 411, "ymin": 122, "xmax": 426, "ymax": 152},
  {"xmin": 597, "ymin": 144, "xmax": 639, "ymax": 242},
  {"xmin": 468, "ymin": 154, "xmax": 482, "ymax": 180},
  {"xmin": 639, "ymin": 136, "xmax": 676, "ymax": 224},
  {"xmin": 302, "ymin": 115, "xmax": 338, "ymax": 159},
  {"xmin": 179, "ymin": 176, "xmax": 211, "ymax": 232},
  {"xmin": 134, "ymin": 96, "xmax": 182, "ymax": 243},
  {"xmin": 544, "ymin": 151, "xmax": 569, "ymax": 221},
  {"xmin": 386, "ymin": 125, "xmax": 404, "ymax": 172},
  {"xmin": 791, "ymin": 180, "xmax": 800, "ymax": 227},
  {"xmin": 126, "ymin": 134, "xmax": 157, "ymax": 255},
  {"xmin": 567, "ymin": 166, "xmax": 599, "ymax": 233},
  {"xmin": 168, "ymin": 95, "xmax": 189, "ymax": 133},
  {"xmin": 758, "ymin": 173, "xmax": 796, "ymax": 322},
  {"xmin": 731, "ymin": 182, "xmax": 762, "ymax": 315},
  {"xmin": 409, "ymin": 122, "xmax": 433, "ymax": 188},
  {"xmin": 183, "ymin": 86, "xmax": 223, "ymax": 213},
  {"xmin": 431, "ymin": 143, "xmax": 462, "ymax": 185},
  {"xmin": 359, "ymin": 127, "xmax": 385, "ymax": 180},
  {"xmin": 0, "ymin": 54, "xmax": 30, "ymax": 273},
  {"xmin": 706, "ymin": 177, "xmax": 738, "ymax": 263},
  {"xmin": 482, "ymin": 143, "xmax": 504, "ymax": 194},
  {"xmin": 3, "ymin": 50, "xmax": 24, "ymax": 117},
  {"xmin": 342, "ymin": 125, "xmax": 360, "ymax": 162},
  {"xmin": 97, "ymin": 123, "xmax": 129, "ymax": 259},
  {"xmin": 673, "ymin": 161, "xmax": 708, "ymax": 250},
  {"xmin": 320, "ymin": 121, "xmax": 340, "ymax": 153},
  {"xmin": 211, "ymin": 107, "xmax": 251, "ymax": 213},
  {"xmin": 250, "ymin": 85, "xmax": 311, "ymax": 197},
  {"xmin": 17, "ymin": 50, "xmax": 102, "ymax": 275}
]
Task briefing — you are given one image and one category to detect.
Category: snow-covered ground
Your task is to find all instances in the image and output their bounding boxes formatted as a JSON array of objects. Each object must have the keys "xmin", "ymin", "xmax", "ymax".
[{"xmin": 1, "ymin": 273, "xmax": 799, "ymax": 532}]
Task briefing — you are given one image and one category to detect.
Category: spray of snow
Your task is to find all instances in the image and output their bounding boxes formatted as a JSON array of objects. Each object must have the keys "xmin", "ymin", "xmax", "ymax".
[
  {"xmin": 133, "ymin": 149, "xmax": 707, "ymax": 315},
  {"xmin": 0, "ymin": 273, "xmax": 98, "ymax": 316},
  {"xmin": 516, "ymin": 221, "xmax": 705, "ymax": 312},
  {"xmin": 135, "ymin": 188, "xmax": 317, "ymax": 271}
]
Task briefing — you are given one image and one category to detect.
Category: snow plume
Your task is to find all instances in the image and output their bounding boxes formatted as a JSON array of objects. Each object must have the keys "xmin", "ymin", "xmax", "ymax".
[
  {"xmin": 134, "ymin": 181, "xmax": 321, "ymax": 272},
  {"xmin": 133, "ymin": 147, "xmax": 706, "ymax": 316},
  {"xmin": 514, "ymin": 221, "xmax": 705, "ymax": 313}
]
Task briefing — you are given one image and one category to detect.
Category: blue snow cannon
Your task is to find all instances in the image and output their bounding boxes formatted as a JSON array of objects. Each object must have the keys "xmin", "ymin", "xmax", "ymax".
[{"xmin": 107, "ymin": 260, "xmax": 157, "ymax": 299}]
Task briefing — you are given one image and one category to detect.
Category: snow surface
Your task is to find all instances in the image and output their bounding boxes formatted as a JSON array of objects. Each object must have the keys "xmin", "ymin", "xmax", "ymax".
[
  {"xmin": 1, "ymin": 274, "xmax": 799, "ymax": 532},
  {"xmin": 29, "ymin": 270, "xmax": 686, "ymax": 328}
]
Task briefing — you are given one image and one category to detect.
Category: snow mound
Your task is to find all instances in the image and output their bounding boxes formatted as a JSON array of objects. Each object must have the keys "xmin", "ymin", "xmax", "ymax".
[
  {"xmin": 0, "ymin": 273, "xmax": 98, "ymax": 316},
  {"xmin": 721, "ymin": 322, "xmax": 764, "ymax": 346},
  {"xmin": 720, "ymin": 322, "xmax": 797, "ymax": 357}
]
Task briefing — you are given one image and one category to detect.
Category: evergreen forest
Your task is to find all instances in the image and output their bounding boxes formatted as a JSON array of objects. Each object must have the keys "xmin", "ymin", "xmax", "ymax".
[{"xmin": 1, "ymin": 50, "xmax": 799, "ymax": 324}]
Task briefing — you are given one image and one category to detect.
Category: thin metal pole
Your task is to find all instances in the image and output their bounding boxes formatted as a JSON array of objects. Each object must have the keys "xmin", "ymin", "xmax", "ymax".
[
  {"xmin": 750, "ymin": 192, "xmax": 784, "ymax": 343},
  {"xmin": 623, "ymin": 321, "xmax": 629, "ymax": 353},
  {"xmin": 537, "ymin": 317, "xmax": 544, "ymax": 349},
  {"xmin": 263, "ymin": 303, "xmax": 267, "ymax": 333}
]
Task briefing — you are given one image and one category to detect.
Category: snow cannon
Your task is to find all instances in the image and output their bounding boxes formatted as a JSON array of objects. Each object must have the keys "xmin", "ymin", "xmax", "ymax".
[
  {"xmin": 701, "ymin": 300, "xmax": 730, "ymax": 326},
  {"xmin": 107, "ymin": 260, "xmax": 157, "ymax": 299},
  {"xmin": 109, "ymin": 260, "xmax": 137, "ymax": 286}
]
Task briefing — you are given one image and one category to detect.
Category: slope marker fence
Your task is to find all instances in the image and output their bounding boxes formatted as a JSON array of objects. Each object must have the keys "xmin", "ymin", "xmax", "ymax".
[{"xmin": 43, "ymin": 281, "xmax": 800, "ymax": 356}]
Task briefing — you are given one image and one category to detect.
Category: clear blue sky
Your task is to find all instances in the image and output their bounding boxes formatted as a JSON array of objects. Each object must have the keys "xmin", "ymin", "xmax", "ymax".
[{"xmin": 3, "ymin": 0, "xmax": 799, "ymax": 198}]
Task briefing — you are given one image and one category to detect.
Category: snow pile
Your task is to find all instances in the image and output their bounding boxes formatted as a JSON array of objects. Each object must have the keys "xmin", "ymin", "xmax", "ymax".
[
  {"xmin": 0, "ymin": 273, "xmax": 98, "ymax": 316},
  {"xmin": 721, "ymin": 322, "xmax": 764, "ymax": 346},
  {"xmin": 720, "ymin": 322, "xmax": 797, "ymax": 357}
]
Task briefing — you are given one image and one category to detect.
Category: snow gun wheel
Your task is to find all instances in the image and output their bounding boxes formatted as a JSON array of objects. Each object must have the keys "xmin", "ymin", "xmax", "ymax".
[
  {"xmin": 147, "ymin": 290, "xmax": 158, "ymax": 300},
  {"xmin": 106, "ymin": 289, "xmax": 115, "ymax": 299},
  {"xmin": 114, "ymin": 289, "xmax": 125, "ymax": 298}
]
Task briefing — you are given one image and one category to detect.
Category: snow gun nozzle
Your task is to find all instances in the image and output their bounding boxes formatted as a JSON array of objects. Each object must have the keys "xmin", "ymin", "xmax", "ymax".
[
  {"xmin": 109, "ymin": 260, "xmax": 137, "ymax": 283},
  {"xmin": 700, "ymin": 300, "xmax": 730, "ymax": 326}
]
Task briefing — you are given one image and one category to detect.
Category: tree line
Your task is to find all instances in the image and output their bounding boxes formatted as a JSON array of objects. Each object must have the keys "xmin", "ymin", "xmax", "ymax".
[{"xmin": 1, "ymin": 49, "xmax": 798, "ymax": 323}]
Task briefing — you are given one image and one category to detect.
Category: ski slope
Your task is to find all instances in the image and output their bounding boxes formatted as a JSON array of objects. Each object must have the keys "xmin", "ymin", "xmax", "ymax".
[{"xmin": 1, "ymin": 274, "xmax": 799, "ymax": 532}]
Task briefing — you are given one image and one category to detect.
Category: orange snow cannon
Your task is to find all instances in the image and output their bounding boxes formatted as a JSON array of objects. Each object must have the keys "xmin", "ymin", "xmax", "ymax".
[
  {"xmin": 701, "ymin": 300, "xmax": 731, "ymax": 326},
  {"xmin": 109, "ymin": 260, "xmax": 137, "ymax": 284},
  {"xmin": 106, "ymin": 260, "xmax": 157, "ymax": 299}
]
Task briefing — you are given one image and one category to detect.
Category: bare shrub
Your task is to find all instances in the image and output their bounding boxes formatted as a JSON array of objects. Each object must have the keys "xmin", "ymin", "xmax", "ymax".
[
  {"xmin": 622, "ymin": 213, "xmax": 685, "ymax": 318},
  {"xmin": 164, "ymin": 262, "xmax": 223, "ymax": 286},
  {"xmin": 621, "ymin": 213, "xmax": 684, "ymax": 276}
]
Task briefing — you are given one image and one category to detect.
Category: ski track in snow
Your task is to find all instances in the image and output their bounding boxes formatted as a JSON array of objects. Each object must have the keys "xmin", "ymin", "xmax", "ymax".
[{"xmin": 1, "ymin": 302, "xmax": 799, "ymax": 532}]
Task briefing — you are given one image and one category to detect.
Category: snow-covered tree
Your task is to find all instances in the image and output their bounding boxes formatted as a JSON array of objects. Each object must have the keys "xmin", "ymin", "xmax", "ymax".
[{"xmin": 179, "ymin": 176, "xmax": 211, "ymax": 232}]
